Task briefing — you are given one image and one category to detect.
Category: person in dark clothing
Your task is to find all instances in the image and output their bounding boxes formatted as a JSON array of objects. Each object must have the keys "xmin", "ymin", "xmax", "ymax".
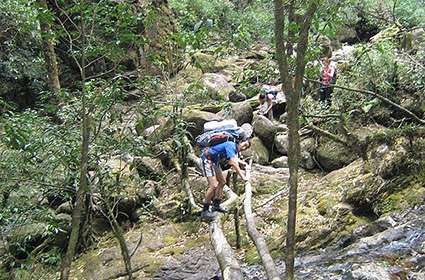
[
  {"xmin": 319, "ymin": 56, "xmax": 337, "ymax": 105},
  {"xmin": 200, "ymin": 140, "xmax": 250, "ymax": 221}
]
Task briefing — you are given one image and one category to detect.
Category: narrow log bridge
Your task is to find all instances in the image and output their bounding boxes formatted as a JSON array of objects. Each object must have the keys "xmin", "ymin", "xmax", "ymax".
[
  {"xmin": 244, "ymin": 162, "xmax": 281, "ymax": 280},
  {"xmin": 209, "ymin": 162, "xmax": 281, "ymax": 280},
  {"xmin": 209, "ymin": 185, "xmax": 243, "ymax": 280}
]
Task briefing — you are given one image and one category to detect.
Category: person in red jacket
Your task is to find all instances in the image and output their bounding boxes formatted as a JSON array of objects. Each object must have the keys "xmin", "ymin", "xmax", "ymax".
[{"xmin": 319, "ymin": 56, "xmax": 337, "ymax": 105}]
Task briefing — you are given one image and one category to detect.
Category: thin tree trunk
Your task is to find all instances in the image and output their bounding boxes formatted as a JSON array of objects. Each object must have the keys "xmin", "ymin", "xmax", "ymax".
[
  {"xmin": 38, "ymin": 0, "xmax": 61, "ymax": 93},
  {"xmin": 274, "ymin": 1, "xmax": 318, "ymax": 279},
  {"xmin": 60, "ymin": 17, "xmax": 89, "ymax": 280},
  {"xmin": 108, "ymin": 206, "xmax": 133, "ymax": 280},
  {"xmin": 244, "ymin": 162, "xmax": 281, "ymax": 280}
]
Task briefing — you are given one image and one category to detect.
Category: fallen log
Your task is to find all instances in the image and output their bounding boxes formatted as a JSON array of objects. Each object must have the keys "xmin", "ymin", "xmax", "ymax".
[
  {"xmin": 210, "ymin": 185, "xmax": 243, "ymax": 280},
  {"xmin": 244, "ymin": 161, "xmax": 282, "ymax": 280}
]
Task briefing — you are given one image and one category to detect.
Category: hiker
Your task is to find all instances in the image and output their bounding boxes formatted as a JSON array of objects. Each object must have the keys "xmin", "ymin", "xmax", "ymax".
[
  {"xmin": 200, "ymin": 140, "xmax": 250, "ymax": 221},
  {"xmin": 257, "ymin": 91, "xmax": 274, "ymax": 120},
  {"xmin": 318, "ymin": 56, "xmax": 337, "ymax": 105}
]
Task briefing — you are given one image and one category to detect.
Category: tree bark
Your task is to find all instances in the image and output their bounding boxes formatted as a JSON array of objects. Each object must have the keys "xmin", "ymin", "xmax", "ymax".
[
  {"xmin": 210, "ymin": 186, "xmax": 243, "ymax": 280},
  {"xmin": 38, "ymin": 0, "xmax": 61, "ymax": 93},
  {"xmin": 108, "ymin": 206, "xmax": 133, "ymax": 280},
  {"xmin": 274, "ymin": 1, "xmax": 318, "ymax": 279},
  {"xmin": 244, "ymin": 162, "xmax": 281, "ymax": 280}
]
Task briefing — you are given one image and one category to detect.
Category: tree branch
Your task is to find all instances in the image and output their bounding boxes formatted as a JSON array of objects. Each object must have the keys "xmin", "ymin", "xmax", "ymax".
[{"xmin": 305, "ymin": 78, "xmax": 425, "ymax": 125}]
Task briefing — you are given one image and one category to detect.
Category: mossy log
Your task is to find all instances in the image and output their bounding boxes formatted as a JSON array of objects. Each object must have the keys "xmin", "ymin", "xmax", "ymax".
[{"xmin": 210, "ymin": 185, "xmax": 243, "ymax": 280}]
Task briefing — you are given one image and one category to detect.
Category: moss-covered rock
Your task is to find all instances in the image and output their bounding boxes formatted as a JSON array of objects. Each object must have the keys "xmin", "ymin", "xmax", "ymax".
[
  {"xmin": 218, "ymin": 101, "xmax": 253, "ymax": 126},
  {"xmin": 253, "ymin": 114, "xmax": 276, "ymax": 148},
  {"xmin": 316, "ymin": 139, "xmax": 358, "ymax": 171},
  {"xmin": 241, "ymin": 137, "xmax": 269, "ymax": 165},
  {"xmin": 181, "ymin": 108, "xmax": 222, "ymax": 137},
  {"xmin": 201, "ymin": 73, "xmax": 235, "ymax": 100}
]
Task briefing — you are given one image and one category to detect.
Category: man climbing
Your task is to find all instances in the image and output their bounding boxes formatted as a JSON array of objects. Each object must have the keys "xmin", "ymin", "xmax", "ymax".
[
  {"xmin": 319, "ymin": 56, "xmax": 337, "ymax": 105},
  {"xmin": 257, "ymin": 91, "xmax": 274, "ymax": 120},
  {"xmin": 200, "ymin": 140, "xmax": 251, "ymax": 221}
]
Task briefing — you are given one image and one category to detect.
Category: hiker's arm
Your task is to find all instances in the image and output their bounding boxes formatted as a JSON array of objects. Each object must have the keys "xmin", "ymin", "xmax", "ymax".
[
  {"xmin": 228, "ymin": 157, "xmax": 247, "ymax": 181},
  {"xmin": 265, "ymin": 99, "xmax": 273, "ymax": 114}
]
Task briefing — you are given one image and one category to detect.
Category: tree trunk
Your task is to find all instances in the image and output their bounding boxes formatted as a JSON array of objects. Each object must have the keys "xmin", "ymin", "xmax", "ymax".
[
  {"xmin": 60, "ymin": 17, "xmax": 90, "ymax": 280},
  {"xmin": 38, "ymin": 0, "xmax": 61, "ymax": 93},
  {"xmin": 274, "ymin": 1, "xmax": 318, "ymax": 279},
  {"xmin": 108, "ymin": 206, "xmax": 133, "ymax": 280}
]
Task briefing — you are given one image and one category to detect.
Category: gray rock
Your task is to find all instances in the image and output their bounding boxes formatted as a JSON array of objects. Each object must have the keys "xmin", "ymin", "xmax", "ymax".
[
  {"xmin": 351, "ymin": 263, "xmax": 392, "ymax": 280},
  {"xmin": 136, "ymin": 180, "xmax": 159, "ymax": 205},
  {"xmin": 300, "ymin": 151, "xmax": 315, "ymax": 170},
  {"xmin": 229, "ymin": 91, "xmax": 247, "ymax": 102},
  {"xmin": 275, "ymin": 133, "xmax": 289, "ymax": 155},
  {"xmin": 201, "ymin": 73, "xmax": 235, "ymax": 100},
  {"xmin": 253, "ymin": 114, "xmax": 276, "ymax": 148},
  {"xmin": 135, "ymin": 156, "xmax": 164, "ymax": 180},
  {"xmin": 55, "ymin": 201, "xmax": 73, "ymax": 215},
  {"xmin": 182, "ymin": 108, "xmax": 222, "ymax": 137},
  {"xmin": 241, "ymin": 137, "xmax": 269, "ymax": 165},
  {"xmin": 241, "ymin": 123, "xmax": 254, "ymax": 139},
  {"xmin": 275, "ymin": 123, "xmax": 288, "ymax": 133},
  {"xmin": 279, "ymin": 112, "xmax": 287, "ymax": 123},
  {"xmin": 271, "ymin": 156, "xmax": 288, "ymax": 168},
  {"xmin": 316, "ymin": 139, "xmax": 358, "ymax": 172},
  {"xmin": 192, "ymin": 52, "xmax": 216, "ymax": 72},
  {"xmin": 218, "ymin": 101, "xmax": 253, "ymax": 126}
]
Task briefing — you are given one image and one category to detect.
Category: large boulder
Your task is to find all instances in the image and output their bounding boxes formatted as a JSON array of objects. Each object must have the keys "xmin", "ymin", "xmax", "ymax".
[
  {"xmin": 299, "ymin": 137, "xmax": 316, "ymax": 170},
  {"xmin": 300, "ymin": 151, "xmax": 315, "ymax": 170},
  {"xmin": 218, "ymin": 101, "xmax": 253, "ymax": 126},
  {"xmin": 191, "ymin": 52, "xmax": 217, "ymax": 73},
  {"xmin": 316, "ymin": 139, "xmax": 358, "ymax": 172},
  {"xmin": 55, "ymin": 201, "xmax": 73, "ymax": 215},
  {"xmin": 229, "ymin": 91, "xmax": 247, "ymax": 102},
  {"xmin": 181, "ymin": 109, "xmax": 222, "ymax": 137},
  {"xmin": 134, "ymin": 156, "xmax": 164, "ymax": 181},
  {"xmin": 241, "ymin": 137, "xmax": 269, "ymax": 165},
  {"xmin": 253, "ymin": 114, "xmax": 276, "ymax": 148},
  {"xmin": 271, "ymin": 156, "xmax": 288, "ymax": 168},
  {"xmin": 275, "ymin": 133, "xmax": 289, "ymax": 155},
  {"xmin": 201, "ymin": 73, "xmax": 235, "ymax": 100}
]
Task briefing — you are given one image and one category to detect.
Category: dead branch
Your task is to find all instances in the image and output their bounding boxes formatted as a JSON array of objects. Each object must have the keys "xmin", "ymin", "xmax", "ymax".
[
  {"xmin": 305, "ymin": 78, "xmax": 425, "ymax": 125},
  {"xmin": 244, "ymin": 161, "xmax": 281, "ymax": 280},
  {"xmin": 308, "ymin": 124, "xmax": 348, "ymax": 145},
  {"xmin": 255, "ymin": 186, "xmax": 289, "ymax": 210},
  {"xmin": 130, "ymin": 231, "xmax": 143, "ymax": 258},
  {"xmin": 210, "ymin": 185, "xmax": 243, "ymax": 280}
]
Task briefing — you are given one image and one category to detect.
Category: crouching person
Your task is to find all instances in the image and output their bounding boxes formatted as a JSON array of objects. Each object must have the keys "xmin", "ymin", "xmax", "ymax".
[{"xmin": 200, "ymin": 140, "xmax": 250, "ymax": 221}]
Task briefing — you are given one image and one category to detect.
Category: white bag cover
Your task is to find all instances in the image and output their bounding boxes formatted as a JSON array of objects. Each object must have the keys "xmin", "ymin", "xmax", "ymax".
[{"xmin": 203, "ymin": 119, "xmax": 237, "ymax": 131}]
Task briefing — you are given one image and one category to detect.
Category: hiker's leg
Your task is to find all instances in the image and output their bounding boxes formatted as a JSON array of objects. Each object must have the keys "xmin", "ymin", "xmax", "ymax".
[
  {"xmin": 205, "ymin": 175, "xmax": 218, "ymax": 205},
  {"xmin": 215, "ymin": 169, "xmax": 227, "ymax": 200},
  {"xmin": 202, "ymin": 159, "xmax": 219, "ymax": 205},
  {"xmin": 212, "ymin": 169, "xmax": 228, "ymax": 213},
  {"xmin": 319, "ymin": 87, "xmax": 326, "ymax": 102},
  {"xmin": 328, "ymin": 88, "xmax": 333, "ymax": 105}
]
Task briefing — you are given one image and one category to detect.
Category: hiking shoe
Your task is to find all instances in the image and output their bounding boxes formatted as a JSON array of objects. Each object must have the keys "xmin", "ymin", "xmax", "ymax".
[
  {"xmin": 212, "ymin": 200, "xmax": 228, "ymax": 213},
  {"xmin": 201, "ymin": 209, "xmax": 216, "ymax": 221}
]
